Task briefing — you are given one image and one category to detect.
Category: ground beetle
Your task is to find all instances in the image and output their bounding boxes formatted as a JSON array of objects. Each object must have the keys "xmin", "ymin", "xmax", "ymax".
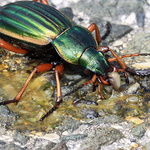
[{"xmin": 0, "ymin": 0, "xmax": 149, "ymax": 121}]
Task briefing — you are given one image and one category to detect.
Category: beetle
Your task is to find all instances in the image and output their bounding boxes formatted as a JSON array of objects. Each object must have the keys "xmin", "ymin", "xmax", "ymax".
[{"xmin": 0, "ymin": 0, "xmax": 149, "ymax": 121}]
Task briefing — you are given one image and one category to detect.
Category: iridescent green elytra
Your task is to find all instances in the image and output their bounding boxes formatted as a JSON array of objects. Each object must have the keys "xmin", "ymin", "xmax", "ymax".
[{"xmin": 0, "ymin": 1, "xmax": 110, "ymax": 75}]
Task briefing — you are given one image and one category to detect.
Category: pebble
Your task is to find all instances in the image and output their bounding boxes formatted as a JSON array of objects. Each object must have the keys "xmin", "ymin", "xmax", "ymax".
[
  {"xmin": 127, "ymin": 83, "xmax": 140, "ymax": 94},
  {"xmin": 126, "ymin": 96, "xmax": 139, "ymax": 104},
  {"xmin": 146, "ymin": 128, "xmax": 150, "ymax": 138},
  {"xmin": 123, "ymin": 12, "xmax": 136, "ymax": 25},
  {"xmin": 144, "ymin": 142, "xmax": 150, "ymax": 150},
  {"xmin": 39, "ymin": 133, "xmax": 60, "ymax": 142},
  {"xmin": 51, "ymin": 0, "xmax": 63, "ymax": 5},
  {"xmin": 112, "ymin": 40, "xmax": 124, "ymax": 47},
  {"xmin": 111, "ymin": 125, "xmax": 124, "ymax": 130},
  {"xmin": 2, "ymin": 63, "xmax": 8, "ymax": 69},
  {"xmin": 147, "ymin": 0, "xmax": 150, "ymax": 5},
  {"xmin": 62, "ymin": 131, "xmax": 69, "ymax": 136},
  {"xmin": 130, "ymin": 143, "xmax": 139, "ymax": 149},
  {"xmin": 122, "ymin": 43, "xmax": 127, "ymax": 48}
]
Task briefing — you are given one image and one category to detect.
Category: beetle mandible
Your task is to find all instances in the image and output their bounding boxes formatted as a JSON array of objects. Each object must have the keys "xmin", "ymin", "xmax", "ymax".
[{"xmin": 0, "ymin": 0, "xmax": 149, "ymax": 121}]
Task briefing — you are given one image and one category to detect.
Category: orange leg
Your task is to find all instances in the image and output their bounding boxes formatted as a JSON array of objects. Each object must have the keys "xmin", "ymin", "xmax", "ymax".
[
  {"xmin": 0, "ymin": 63, "xmax": 53, "ymax": 105},
  {"xmin": 98, "ymin": 75, "xmax": 109, "ymax": 85},
  {"xmin": 32, "ymin": 0, "xmax": 49, "ymax": 5},
  {"xmin": 0, "ymin": 39, "xmax": 28, "ymax": 54},
  {"xmin": 107, "ymin": 53, "xmax": 149, "ymax": 62},
  {"xmin": 40, "ymin": 64, "xmax": 64, "ymax": 121},
  {"xmin": 93, "ymin": 80, "xmax": 99, "ymax": 92},
  {"xmin": 97, "ymin": 46, "xmax": 150, "ymax": 70},
  {"xmin": 87, "ymin": 23, "xmax": 101, "ymax": 43},
  {"xmin": 97, "ymin": 46, "xmax": 110, "ymax": 53},
  {"xmin": 83, "ymin": 74, "xmax": 97, "ymax": 86},
  {"xmin": 98, "ymin": 84, "xmax": 105, "ymax": 99},
  {"xmin": 86, "ymin": 75, "xmax": 106, "ymax": 99}
]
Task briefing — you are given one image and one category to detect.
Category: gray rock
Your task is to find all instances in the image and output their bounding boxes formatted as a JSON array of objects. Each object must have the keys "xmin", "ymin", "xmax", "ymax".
[
  {"xmin": 0, "ymin": 141, "xmax": 6, "ymax": 147},
  {"xmin": 0, "ymin": 143, "xmax": 24, "ymax": 150},
  {"xmin": 60, "ymin": 134, "xmax": 88, "ymax": 142},
  {"xmin": 80, "ymin": 127, "xmax": 124, "ymax": 150},
  {"xmin": 51, "ymin": 141, "xmax": 68, "ymax": 150},
  {"xmin": 13, "ymin": 130, "xmax": 30, "ymax": 145},
  {"xmin": 35, "ymin": 141, "xmax": 56, "ymax": 150},
  {"xmin": 0, "ymin": 105, "xmax": 16, "ymax": 127},
  {"xmin": 75, "ymin": 0, "xmax": 146, "ymax": 25},
  {"xmin": 80, "ymin": 107, "xmax": 98, "ymax": 119},
  {"xmin": 131, "ymin": 123, "xmax": 147, "ymax": 138},
  {"xmin": 58, "ymin": 118, "xmax": 83, "ymax": 132},
  {"xmin": 136, "ymin": 6, "xmax": 145, "ymax": 27},
  {"xmin": 143, "ymin": 142, "xmax": 150, "ymax": 150}
]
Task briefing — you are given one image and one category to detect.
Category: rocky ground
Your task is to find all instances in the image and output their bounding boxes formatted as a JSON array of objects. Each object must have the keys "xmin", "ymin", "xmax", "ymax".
[{"xmin": 0, "ymin": 0, "xmax": 150, "ymax": 150}]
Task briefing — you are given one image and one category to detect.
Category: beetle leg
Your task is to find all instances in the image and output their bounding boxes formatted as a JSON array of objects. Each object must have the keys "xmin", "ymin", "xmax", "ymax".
[
  {"xmin": 54, "ymin": 64, "xmax": 64, "ymax": 99},
  {"xmin": 0, "ymin": 39, "xmax": 28, "ymax": 54},
  {"xmin": 32, "ymin": 0, "xmax": 49, "ymax": 5},
  {"xmin": 98, "ymin": 46, "xmax": 150, "ymax": 70},
  {"xmin": 99, "ymin": 75, "xmax": 110, "ymax": 85},
  {"xmin": 118, "ymin": 69, "xmax": 129, "ymax": 83},
  {"xmin": 108, "ymin": 53, "xmax": 150, "ymax": 62},
  {"xmin": 97, "ymin": 46, "xmax": 110, "ymax": 53},
  {"xmin": 87, "ymin": 23, "xmax": 101, "ymax": 43},
  {"xmin": 0, "ymin": 63, "xmax": 53, "ymax": 105},
  {"xmin": 40, "ymin": 64, "xmax": 64, "ymax": 121},
  {"xmin": 93, "ymin": 80, "xmax": 98, "ymax": 92},
  {"xmin": 83, "ymin": 74, "xmax": 97, "ymax": 86},
  {"xmin": 98, "ymin": 84, "xmax": 105, "ymax": 99},
  {"xmin": 83, "ymin": 74, "xmax": 106, "ymax": 99}
]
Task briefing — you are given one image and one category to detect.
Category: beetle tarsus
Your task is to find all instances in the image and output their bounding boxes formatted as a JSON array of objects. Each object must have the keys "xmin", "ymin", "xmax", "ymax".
[
  {"xmin": 98, "ymin": 84, "xmax": 105, "ymax": 99},
  {"xmin": 39, "ymin": 106, "xmax": 57, "ymax": 121},
  {"xmin": 101, "ymin": 22, "xmax": 112, "ymax": 41},
  {"xmin": 39, "ymin": 97, "xmax": 62, "ymax": 121},
  {"xmin": 0, "ymin": 99, "xmax": 18, "ymax": 105}
]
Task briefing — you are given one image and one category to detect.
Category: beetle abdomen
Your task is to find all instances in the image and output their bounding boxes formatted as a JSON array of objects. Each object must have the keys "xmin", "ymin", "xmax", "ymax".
[{"xmin": 0, "ymin": 1, "xmax": 73, "ymax": 45}]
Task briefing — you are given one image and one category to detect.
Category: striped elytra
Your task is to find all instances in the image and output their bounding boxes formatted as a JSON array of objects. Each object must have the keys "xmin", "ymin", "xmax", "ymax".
[
  {"xmin": 0, "ymin": 1, "xmax": 110, "ymax": 75},
  {"xmin": 0, "ymin": 1, "xmax": 73, "ymax": 45}
]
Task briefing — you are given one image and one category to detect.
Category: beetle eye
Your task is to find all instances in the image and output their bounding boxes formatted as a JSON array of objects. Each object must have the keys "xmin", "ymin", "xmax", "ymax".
[{"xmin": 84, "ymin": 68, "xmax": 91, "ymax": 75}]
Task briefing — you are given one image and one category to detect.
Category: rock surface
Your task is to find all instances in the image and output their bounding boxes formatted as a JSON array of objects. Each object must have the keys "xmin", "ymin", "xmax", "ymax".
[{"xmin": 0, "ymin": 0, "xmax": 150, "ymax": 150}]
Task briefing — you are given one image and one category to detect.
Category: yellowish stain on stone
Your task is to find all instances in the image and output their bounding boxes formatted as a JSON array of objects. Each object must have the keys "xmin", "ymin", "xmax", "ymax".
[{"xmin": 125, "ymin": 116, "xmax": 144, "ymax": 125}]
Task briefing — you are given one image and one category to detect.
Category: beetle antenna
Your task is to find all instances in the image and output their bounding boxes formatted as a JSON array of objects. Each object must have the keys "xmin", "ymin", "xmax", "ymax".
[{"xmin": 101, "ymin": 22, "xmax": 112, "ymax": 41}]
